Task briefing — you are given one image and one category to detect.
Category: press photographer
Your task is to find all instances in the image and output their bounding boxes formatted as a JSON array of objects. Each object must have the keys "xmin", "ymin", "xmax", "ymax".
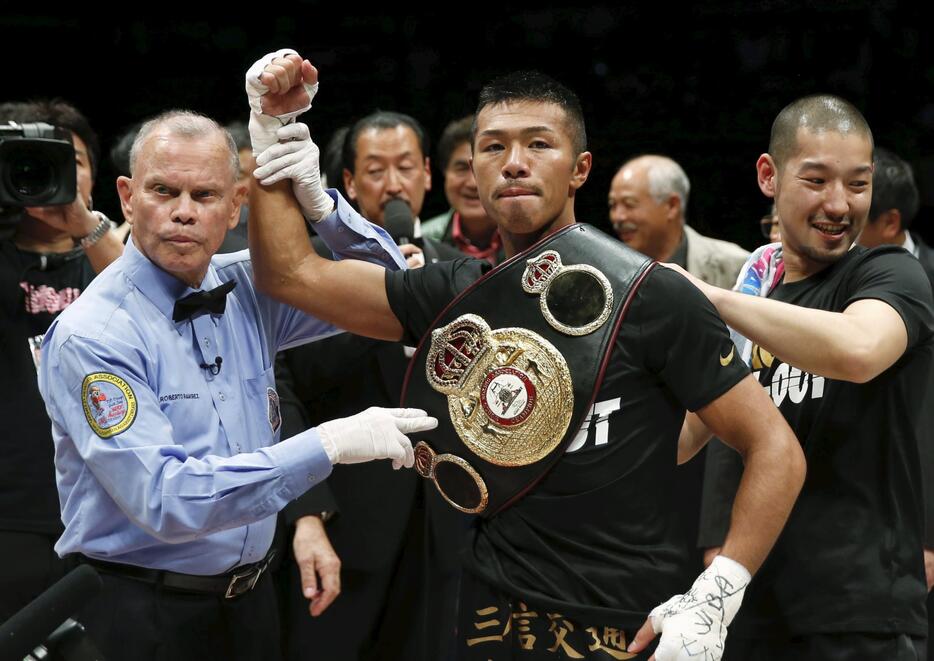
[{"xmin": 0, "ymin": 100, "xmax": 122, "ymax": 624}]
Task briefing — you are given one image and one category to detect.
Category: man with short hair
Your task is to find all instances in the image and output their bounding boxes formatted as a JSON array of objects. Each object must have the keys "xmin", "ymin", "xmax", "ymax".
[
  {"xmin": 277, "ymin": 110, "xmax": 464, "ymax": 661},
  {"xmin": 0, "ymin": 99, "xmax": 123, "ymax": 622},
  {"xmin": 220, "ymin": 119, "xmax": 253, "ymax": 249},
  {"xmin": 609, "ymin": 154, "xmax": 748, "ymax": 288},
  {"xmin": 341, "ymin": 110, "xmax": 461, "ymax": 265},
  {"xmin": 858, "ymin": 147, "xmax": 934, "ymax": 282},
  {"xmin": 856, "ymin": 146, "xmax": 934, "ymax": 661},
  {"xmin": 37, "ymin": 108, "xmax": 434, "ymax": 660},
  {"xmin": 685, "ymin": 96, "xmax": 933, "ymax": 659},
  {"xmin": 247, "ymin": 52, "xmax": 805, "ymax": 661},
  {"xmin": 423, "ymin": 115, "xmax": 502, "ymax": 263}
]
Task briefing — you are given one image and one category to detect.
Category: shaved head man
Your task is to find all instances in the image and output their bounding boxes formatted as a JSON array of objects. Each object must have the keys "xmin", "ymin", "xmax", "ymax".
[
  {"xmin": 768, "ymin": 94, "xmax": 873, "ymax": 169},
  {"xmin": 765, "ymin": 95, "xmax": 874, "ymax": 270},
  {"xmin": 689, "ymin": 94, "xmax": 933, "ymax": 660}
]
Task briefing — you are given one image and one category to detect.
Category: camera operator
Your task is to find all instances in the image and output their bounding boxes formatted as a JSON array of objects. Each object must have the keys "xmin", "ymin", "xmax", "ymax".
[{"xmin": 0, "ymin": 100, "xmax": 122, "ymax": 622}]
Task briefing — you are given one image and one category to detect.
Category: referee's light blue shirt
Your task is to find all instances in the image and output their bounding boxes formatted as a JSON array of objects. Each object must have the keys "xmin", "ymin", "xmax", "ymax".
[{"xmin": 38, "ymin": 190, "xmax": 405, "ymax": 574}]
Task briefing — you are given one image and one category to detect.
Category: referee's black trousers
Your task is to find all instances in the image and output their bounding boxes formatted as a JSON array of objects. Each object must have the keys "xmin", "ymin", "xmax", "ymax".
[{"xmin": 74, "ymin": 570, "xmax": 282, "ymax": 661}]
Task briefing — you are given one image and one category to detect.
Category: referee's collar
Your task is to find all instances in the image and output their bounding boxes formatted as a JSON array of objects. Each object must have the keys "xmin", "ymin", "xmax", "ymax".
[{"xmin": 123, "ymin": 238, "xmax": 222, "ymax": 329}]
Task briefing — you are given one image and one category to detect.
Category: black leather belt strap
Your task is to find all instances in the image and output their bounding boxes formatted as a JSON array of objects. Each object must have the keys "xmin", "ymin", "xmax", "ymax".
[{"xmin": 74, "ymin": 550, "xmax": 276, "ymax": 599}]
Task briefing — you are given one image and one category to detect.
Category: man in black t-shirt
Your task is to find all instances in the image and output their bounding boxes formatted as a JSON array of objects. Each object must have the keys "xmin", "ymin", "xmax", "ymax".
[
  {"xmin": 244, "ymin": 51, "xmax": 806, "ymax": 660},
  {"xmin": 680, "ymin": 96, "xmax": 934, "ymax": 659},
  {"xmin": 0, "ymin": 100, "xmax": 123, "ymax": 621},
  {"xmin": 855, "ymin": 147, "xmax": 934, "ymax": 661}
]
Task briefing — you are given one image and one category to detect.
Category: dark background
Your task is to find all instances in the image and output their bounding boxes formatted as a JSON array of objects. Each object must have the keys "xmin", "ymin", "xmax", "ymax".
[{"xmin": 4, "ymin": 4, "xmax": 934, "ymax": 249}]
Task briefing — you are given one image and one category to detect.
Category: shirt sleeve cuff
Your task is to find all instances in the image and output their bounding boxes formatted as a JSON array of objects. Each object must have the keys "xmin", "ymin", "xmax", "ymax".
[
  {"xmin": 313, "ymin": 189, "xmax": 407, "ymax": 270},
  {"xmin": 264, "ymin": 428, "xmax": 333, "ymax": 501}
]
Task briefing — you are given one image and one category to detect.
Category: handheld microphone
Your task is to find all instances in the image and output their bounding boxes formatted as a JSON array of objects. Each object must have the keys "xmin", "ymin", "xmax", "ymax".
[
  {"xmin": 0, "ymin": 565, "xmax": 102, "ymax": 661},
  {"xmin": 384, "ymin": 199, "xmax": 415, "ymax": 246},
  {"xmin": 199, "ymin": 356, "xmax": 222, "ymax": 375}
]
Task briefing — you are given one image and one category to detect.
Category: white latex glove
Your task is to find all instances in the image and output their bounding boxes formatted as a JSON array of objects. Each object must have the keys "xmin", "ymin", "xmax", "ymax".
[
  {"xmin": 647, "ymin": 555, "xmax": 750, "ymax": 660},
  {"xmin": 253, "ymin": 123, "xmax": 334, "ymax": 221},
  {"xmin": 317, "ymin": 407, "xmax": 437, "ymax": 470},
  {"xmin": 245, "ymin": 48, "xmax": 319, "ymax": 155}
]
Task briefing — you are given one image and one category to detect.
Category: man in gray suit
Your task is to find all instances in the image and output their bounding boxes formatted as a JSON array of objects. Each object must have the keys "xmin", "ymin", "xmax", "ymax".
[{"xmin": 608, "ymin": 154, "xmax": 748, "ymax": 287}]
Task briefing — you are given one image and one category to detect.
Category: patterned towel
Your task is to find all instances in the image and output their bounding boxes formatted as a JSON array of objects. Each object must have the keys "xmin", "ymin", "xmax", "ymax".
[{"xmin": 730, "ymin": 242, "xmax": 784, "ymax": 366}]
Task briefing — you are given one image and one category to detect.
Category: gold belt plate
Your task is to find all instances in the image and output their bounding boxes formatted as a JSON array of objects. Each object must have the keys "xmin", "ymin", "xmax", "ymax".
[{"xmin": 425, "ymin": 314, "xmax": 573, "ymax": 467}]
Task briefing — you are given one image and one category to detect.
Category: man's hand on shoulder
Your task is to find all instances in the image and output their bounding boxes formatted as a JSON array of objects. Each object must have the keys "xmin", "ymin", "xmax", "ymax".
[{"xmin": 663, "ymin": 262, "xmax": 725, "ymax": 306}]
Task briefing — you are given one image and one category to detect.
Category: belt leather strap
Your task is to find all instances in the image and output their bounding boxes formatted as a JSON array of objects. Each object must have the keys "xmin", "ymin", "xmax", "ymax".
[
  {"xmin": 402, "ymin": 223, "xmax": 654, "ymax": 517},
  {"xmin": 75, "ymin": 550, "xmax": 276, "ymax": 599}
]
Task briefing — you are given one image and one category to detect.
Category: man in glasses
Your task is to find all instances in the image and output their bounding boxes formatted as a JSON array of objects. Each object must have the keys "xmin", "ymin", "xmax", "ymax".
[
  {"xmin": 246, "ymin": 50, "xmax": 805, "ymax": 660},
  {"xmin": 759, "ymin": 204, "xmax": 781, "ymax": 243}
]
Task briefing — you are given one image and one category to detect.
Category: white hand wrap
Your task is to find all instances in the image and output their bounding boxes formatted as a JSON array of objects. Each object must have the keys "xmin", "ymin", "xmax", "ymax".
[
  {"xmin": 649, "ymin": 555, "xmax": 750, "ymax": 661},
  {"xmin": 245, "ymin": 48, "xmax": 319, "ymax": 155},
  {"xmin": 253, "ymin": 123, "xmax": 334, "ymax": 221},
  {"xmin": 317, "ymin": 407, "xmax": 438, "ymax": 470}
]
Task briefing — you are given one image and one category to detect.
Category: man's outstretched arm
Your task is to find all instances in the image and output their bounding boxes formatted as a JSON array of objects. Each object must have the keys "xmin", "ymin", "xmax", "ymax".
[
  {"xmin": 249, "ymin": 177, "xmax": 403, "ymax": 341},
  {"xmin": 667, "ymin": 263, "xmax": 908, "ymax": 383},
  {"xmin": 245, "ymin": 50, "xmax": 404, "ymax": 341}
]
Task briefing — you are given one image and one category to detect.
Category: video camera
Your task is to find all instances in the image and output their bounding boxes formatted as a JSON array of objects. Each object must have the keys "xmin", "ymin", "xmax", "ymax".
[{"xmin": 0, "ymin": 122, "xmax": 77, "ymax": 207}]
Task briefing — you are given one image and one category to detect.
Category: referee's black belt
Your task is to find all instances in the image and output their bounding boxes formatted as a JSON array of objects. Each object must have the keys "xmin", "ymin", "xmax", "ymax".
[{"xmin": 74, "ymin": 550, "xmax": 276, "ymax": 599}]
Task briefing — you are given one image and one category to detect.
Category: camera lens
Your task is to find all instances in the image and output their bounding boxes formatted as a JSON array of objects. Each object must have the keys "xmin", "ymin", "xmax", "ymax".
[{"xmin": 8, "ymin": 150, "xmax": 56, "ymax": 199}]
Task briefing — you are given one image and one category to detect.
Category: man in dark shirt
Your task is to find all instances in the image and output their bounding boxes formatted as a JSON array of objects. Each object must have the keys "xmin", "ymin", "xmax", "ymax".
[
  {"xmin": 422, "ymin": 115, "xmax": 503, "ymax": 263},
  {"xmin": 683, "ymin": 96, "xmax": 934, "ymax": 659},
  {"xmin": 856, "ymin": 147, "xmax": 934, "ymax": 661},
  {"xmin": 245, "ymin": 51, "xmax": 805, "ymax": 660},
  {"xmin": 0, "ymin": 100, "xmax": 123, "ymax": 621},
  {"xmin": 276, "ymin": 111, "xmax": 466, "ymax": 661},
  {"xmin": 858, "ymin": 146, "xmax": 934, "ymax": 285}
]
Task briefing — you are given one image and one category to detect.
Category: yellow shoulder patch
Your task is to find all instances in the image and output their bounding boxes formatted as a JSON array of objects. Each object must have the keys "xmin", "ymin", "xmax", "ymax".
[{"xmin": 81, "ymin": 372, "xmax": 137, "ymax": 439}]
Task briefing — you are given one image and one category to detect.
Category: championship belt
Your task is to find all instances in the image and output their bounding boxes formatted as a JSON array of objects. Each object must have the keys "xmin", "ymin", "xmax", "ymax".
[{"xmin": 401, "ymin": 224, "xmax": 654, "ymax": 517}]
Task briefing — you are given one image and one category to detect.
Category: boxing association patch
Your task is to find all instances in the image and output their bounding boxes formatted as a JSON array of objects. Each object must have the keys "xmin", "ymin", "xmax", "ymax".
[
  {"xmin": 81, "ymin": 372, "xmax": 137, "ymax": 439},
  {"xmin": 267, "ymin": 387, "xmax": 281, "ymax": 433}
]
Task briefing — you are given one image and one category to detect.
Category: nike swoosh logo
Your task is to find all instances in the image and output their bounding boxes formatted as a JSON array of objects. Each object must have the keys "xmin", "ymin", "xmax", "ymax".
[{"xmin": 720, "ymin": 347, "xmax": 735, "ymax": 366}]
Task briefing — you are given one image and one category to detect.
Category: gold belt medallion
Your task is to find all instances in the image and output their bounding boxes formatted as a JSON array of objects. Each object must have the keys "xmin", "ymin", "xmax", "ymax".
[
  {"xmin": 521, "ymin": 250, "xmax": 614, "ymax": 336},
  {"xmin": 425, "ymin": 314, "xmax": 573, "ymax": 467}
]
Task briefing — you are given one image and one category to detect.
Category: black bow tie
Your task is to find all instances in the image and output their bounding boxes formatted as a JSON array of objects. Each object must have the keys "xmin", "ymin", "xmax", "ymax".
[{"xmin": 172, "ymin": 281, "xmax": 237, "ymax": 322}]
